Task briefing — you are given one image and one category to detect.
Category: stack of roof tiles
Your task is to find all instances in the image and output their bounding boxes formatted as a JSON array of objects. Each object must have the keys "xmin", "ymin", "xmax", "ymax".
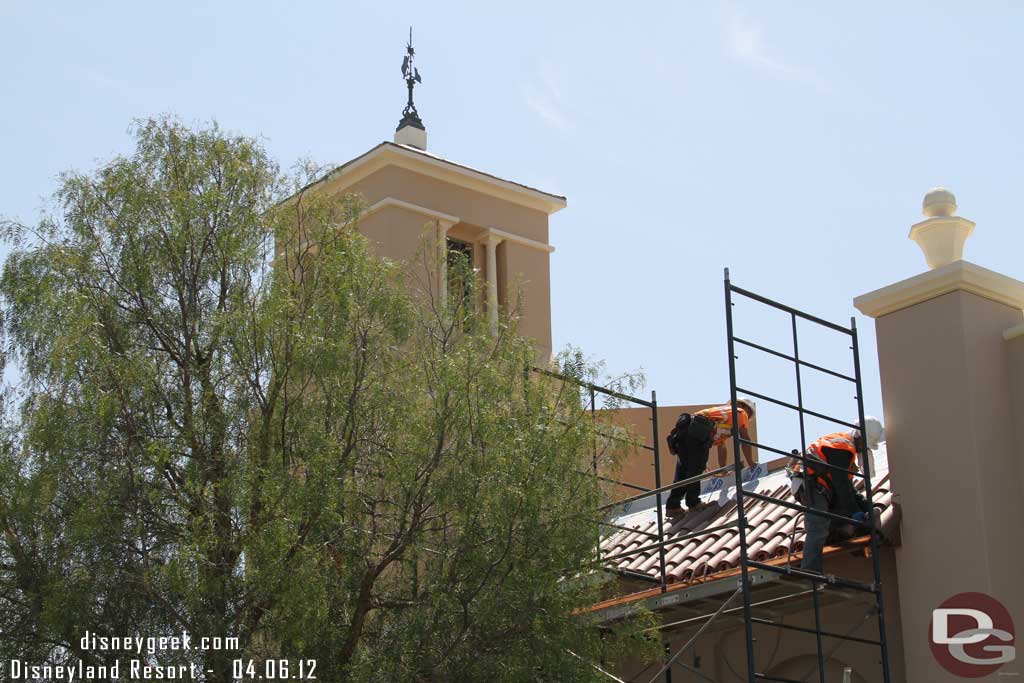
[{"xmin": 600, "ymin": 454, "xmax": 898, "ymax": 585}]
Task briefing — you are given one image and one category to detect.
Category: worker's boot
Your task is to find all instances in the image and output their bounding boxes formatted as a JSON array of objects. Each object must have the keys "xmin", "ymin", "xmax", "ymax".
[
  {"xmin": 686, "ymin": 501, "xmax": 718, "ymax": 517},
  {"xmin": 665, "ymin": 506, "xmax": 686, "ymax": 519}
]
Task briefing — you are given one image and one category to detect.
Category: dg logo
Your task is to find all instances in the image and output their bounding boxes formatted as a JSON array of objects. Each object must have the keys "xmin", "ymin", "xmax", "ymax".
[{"xmin": 930, "ymin": 592, "xmax": 1016, "ymax": 678}]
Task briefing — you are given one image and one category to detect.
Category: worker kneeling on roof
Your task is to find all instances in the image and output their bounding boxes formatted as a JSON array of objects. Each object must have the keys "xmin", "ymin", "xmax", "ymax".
[
  {"xmin": 791, "ymin": 417, "xmax": 884, "ymax": 574},
  {"xmin": 664, "ymin": 398, "xmax": 756, "ymax": 518}
]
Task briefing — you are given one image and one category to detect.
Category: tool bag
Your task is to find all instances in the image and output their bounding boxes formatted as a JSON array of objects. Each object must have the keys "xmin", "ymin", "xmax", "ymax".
[
  {"xmin": 666, "ymin": 413, "xmax": 692, "ymax": 455},
  {"xmin": 667, "ymin": 412, "xmax": 715, "ymax": 456},
  {"xmin": 791, "ymin": 446, "xmax": 855, "ymax": 508},
  {"xmin": 791, "ymin": 472, "xmax": 833, "ymax": 507},
  {"xmin": 687, "ymin": 414, "xmax": 716, "ymax": 448}
]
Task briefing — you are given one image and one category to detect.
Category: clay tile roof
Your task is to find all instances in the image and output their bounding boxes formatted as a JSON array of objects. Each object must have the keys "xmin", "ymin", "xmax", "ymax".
[{"xmin": 599, "ymin": 445, "xmax": 898, "ymax": 585}]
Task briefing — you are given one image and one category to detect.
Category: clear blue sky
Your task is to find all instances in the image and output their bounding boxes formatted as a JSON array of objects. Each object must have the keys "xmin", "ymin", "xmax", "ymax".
[{"xmin": 3, "ymin": 1, "xmax": 1023, "ymax": 458}]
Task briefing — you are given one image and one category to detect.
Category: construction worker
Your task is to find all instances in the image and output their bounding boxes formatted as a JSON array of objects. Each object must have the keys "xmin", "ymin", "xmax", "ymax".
[
  {"xmin": 665, "ymin": 398, "xmax": 756, "ymax": 517},
  {"xmin": 699, "ymin": 400, "xmax": 757, "ymax": 473},
  {"xmin": 792, "ymin": 416, "xmax": 884, "ymax": 574}
]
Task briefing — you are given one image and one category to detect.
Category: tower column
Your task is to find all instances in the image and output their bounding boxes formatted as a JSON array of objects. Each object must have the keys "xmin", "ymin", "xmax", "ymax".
[
  {"xmin": 436, "ymin": 219, "xmax": 454, "ymax": 311},
  {"xmin": 485, "ymin": 232, "xmax": 503, "ymax": 335}
]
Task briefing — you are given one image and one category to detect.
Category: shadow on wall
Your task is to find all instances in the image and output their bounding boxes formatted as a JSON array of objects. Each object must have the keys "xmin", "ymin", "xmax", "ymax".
[{"xmin": 766, "ymin": 654, "xmax": 867, "ymax": 682}]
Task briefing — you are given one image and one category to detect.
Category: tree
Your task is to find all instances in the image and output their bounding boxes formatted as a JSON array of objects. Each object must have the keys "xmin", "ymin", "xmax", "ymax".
[{"xmin": 0, "ymin": 117, "xmax": 654, "ymax": 681}]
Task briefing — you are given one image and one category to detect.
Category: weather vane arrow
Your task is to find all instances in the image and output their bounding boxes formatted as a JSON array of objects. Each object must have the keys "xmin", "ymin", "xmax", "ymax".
[{"xmin": 397, "ymin": 27, "xmax": 424, "ymax": 131}]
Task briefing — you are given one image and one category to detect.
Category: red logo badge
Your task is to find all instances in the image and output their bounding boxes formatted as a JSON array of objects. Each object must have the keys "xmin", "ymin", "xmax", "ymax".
[{"xmin": 930, "ymin": 592, "xmax": 1015, "ymax": 678}]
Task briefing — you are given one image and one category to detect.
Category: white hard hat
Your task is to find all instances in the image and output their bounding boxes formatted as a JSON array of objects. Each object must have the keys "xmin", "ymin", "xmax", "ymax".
[
  {"xmin": 852, "ymin": 416, "xmax": 884, "ymax": 451},
  {"xmin": 735, "ymin": 397, "xmax": 756, "ymax": 419}
]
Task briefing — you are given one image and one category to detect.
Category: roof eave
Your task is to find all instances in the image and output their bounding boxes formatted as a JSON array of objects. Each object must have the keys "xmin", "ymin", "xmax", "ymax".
[
  {"xmin": 583, "ymin": 536, "xmax": 874, "ymax": 625},
  {"xmin": 283, "ymin": 141, "xmax": 567, "ymax": 216}
]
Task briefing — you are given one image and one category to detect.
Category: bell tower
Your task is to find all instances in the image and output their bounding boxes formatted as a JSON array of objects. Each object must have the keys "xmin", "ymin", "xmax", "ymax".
[{"xmin": 280, "ymin": 30, "xmax": 566, "ymax": 359}]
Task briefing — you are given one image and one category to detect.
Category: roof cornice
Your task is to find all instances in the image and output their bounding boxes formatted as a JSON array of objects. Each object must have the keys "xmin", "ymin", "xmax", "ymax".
[
  {"xmin": 854, "ymin": 260, "xmax": 1024, "ymax": 319},
  {"xmin": 1004, "ymin": 323, "xmax": 1024, "ymax": 341},
  {"xmin": 300, "ymin": 142, "xmax": 567, "ymax": 215}
]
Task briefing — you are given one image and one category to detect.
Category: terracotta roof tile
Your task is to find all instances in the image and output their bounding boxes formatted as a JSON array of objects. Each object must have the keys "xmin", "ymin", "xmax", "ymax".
[{"xmin": 600, "ymin": 447, "xmax": 898, "ymax": 585}]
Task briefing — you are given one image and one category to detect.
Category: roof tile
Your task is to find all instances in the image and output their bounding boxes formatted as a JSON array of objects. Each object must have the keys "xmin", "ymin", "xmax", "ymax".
[{"xmin": 601, "ymin": 450, "xmax": 897, "ymax": 585}]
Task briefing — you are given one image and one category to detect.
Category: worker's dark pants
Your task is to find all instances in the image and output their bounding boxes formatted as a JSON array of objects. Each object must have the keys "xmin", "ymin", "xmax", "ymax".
[
  {"xmin": 801, "ymin": 485, "xmax": 871, "ymax": 572},
  {"xmin": 666, "ymin": 437, "xmax": 711, "ymax": 510},
  {"xmin": 800, "ymin": 484, "xmax": 832, "ymax": 573}
]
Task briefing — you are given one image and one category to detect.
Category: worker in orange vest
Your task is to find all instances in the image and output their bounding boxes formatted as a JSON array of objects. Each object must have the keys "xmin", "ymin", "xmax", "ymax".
[
  {"xmin": 698, "ymin": 400, "xmax": 757, "ymax": 475},
  {"xmin": 665, "ymin": 398, "xmax": 756, "ymax": 517},
  {"xmin": 792, "ymin": 417, "xmax": 884, "ymax": 573}
]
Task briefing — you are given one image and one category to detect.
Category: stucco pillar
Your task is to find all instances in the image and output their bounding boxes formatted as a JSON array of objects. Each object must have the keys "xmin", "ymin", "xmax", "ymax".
[
  {"xmin": 436, "ymin": 218, "xmax": 454, "ymax": 311},
  {"xmin": 484, "ymin": 232, "xmax": 503, "ymax": 335},
  {"xmin": 1004, "ymin": 324, "xmax": 1024, "ymax": 501},
  {"xmin": 854, "ymin": 189, "xmax": 1024, "ymax": 682}
]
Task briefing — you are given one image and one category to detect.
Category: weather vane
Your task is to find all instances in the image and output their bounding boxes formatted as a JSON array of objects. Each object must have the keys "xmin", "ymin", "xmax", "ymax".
[{"xmin": 397, "ymin": 27, "xmax": 424, "ymax": 131}]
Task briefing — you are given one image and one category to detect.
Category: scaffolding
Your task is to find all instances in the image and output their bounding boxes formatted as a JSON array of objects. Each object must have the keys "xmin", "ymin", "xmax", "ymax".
[
  {"xmin": 722, "ymin": 268, "xmax": 892, "ymax": 683},
  {"xmin": 562, "ymin": 269, "xmax": 893, "ymax": 683}
]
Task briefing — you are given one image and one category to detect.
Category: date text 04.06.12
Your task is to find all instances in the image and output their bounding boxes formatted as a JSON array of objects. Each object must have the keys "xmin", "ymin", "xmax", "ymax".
[{"xmin": 232, "ymin": 659, "xmax": 317, "ymax": 680}]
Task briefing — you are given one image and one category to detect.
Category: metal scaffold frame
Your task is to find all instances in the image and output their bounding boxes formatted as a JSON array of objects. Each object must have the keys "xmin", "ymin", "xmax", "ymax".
[
  {"xmin": 531, "ymin": 365, "xmax": 676, "ymax": 594},
  {"xmin": 723, "ymin": 268, "xmax": 892, "ymax": 683},
  {"xmin": 540, "ymin": 270, "xmax": 893, "ymax": 681}
]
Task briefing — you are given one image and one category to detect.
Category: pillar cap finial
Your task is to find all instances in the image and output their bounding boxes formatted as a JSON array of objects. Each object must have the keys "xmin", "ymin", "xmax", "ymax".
[
  {"xmin": 923, "ymin": 187, "xmax": 957, "ymax": 218},
  {"xmin": 910, "ymin": 187, "xmax": 974, "ymax": 270}
]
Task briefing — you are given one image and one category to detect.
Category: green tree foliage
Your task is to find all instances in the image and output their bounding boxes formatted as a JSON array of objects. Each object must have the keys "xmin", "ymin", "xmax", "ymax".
[{"xmin": 0, "ymin": 118, "xmax": 655, "ymax": 681}]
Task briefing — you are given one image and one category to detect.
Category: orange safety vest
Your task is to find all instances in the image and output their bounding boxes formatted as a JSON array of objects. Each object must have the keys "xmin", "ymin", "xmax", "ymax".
[
  {"xmin": 793, "ymin": 432, "xmax": 858, "ymax": 489},
  {"xmin": 695, "ymin": 404, "xmax": 749, "ymax": 447}
]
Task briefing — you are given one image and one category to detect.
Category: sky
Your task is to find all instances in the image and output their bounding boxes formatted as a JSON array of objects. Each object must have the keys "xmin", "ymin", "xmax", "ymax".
[{"xmin": 3, "ymin": 1, "xmax": 1023, "ymax": 459}]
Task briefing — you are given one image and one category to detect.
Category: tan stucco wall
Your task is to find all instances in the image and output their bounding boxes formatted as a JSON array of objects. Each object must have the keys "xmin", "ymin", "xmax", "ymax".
[
  {"xmin": 1004, "ymin": 333, "xmax": 1024, "ymax": 501},
  {"xmin": 356, "ymin": 204, "xmax": 433, "ymax": 264},
  {"xmin": 501, "ymin": 240, "xmax": 552, "ymax": 358},
  {"xmin": 613, "ymin": 550, "xmax": 905, "ymax": 682},
  {"xmin": 872, "ymin": 290, "xmax": 1024, "ymax": 682}
]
